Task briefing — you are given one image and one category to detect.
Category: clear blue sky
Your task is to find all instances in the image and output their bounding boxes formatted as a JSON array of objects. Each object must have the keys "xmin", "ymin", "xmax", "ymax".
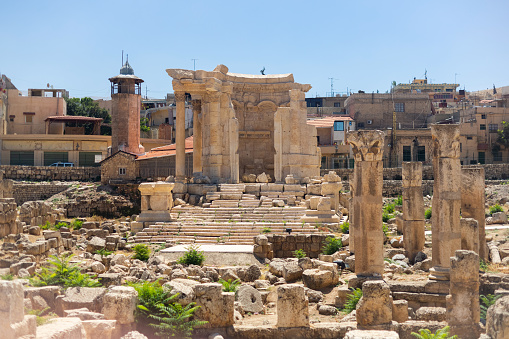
[{"xmin": 2, "ymin": 0, "xmax": 508, "ymax": 99}]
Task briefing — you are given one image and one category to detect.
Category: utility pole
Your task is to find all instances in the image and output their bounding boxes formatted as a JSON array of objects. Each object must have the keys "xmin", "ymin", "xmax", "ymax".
[
  {"xmin": 328, "ymin": 78, "xmax": 339, "ymax": 97},
  {"xmin": 191, "ymin": 59, "xmax": 198, "ymax": 71}
]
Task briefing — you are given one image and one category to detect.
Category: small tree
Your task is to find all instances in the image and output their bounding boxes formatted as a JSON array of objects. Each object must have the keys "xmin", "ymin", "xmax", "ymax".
[
  {"xmin": 177, "ymin": 244, "xmax": 205, "ymax": 266},
  {"xmin": 322, "ymin": 237, "xmax": 342, "ymax": 255},
  {"xmin": 133, "ymin": 244, "xmax": 150, "ymax": 261}
]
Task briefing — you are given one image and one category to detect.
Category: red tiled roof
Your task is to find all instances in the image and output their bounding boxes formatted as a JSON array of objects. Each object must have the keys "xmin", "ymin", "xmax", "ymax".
[
  {"xmin": 150, "ymin": 136, "xmax": 193, "ymax": 151},
  {"xmin": 136, "ymin": 136, "xmax": 194, "ymax": 160}
]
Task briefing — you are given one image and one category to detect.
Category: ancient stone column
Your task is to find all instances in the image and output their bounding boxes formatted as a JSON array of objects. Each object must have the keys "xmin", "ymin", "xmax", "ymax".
[
  {"xmin": 191, "ymin": 99, "xmax": 203, "ymax": 175},
  {"xmin": 461, "ymin": 167, "xmax": 487, "ymax": 260},
  {"xmin": 348, "ymin": 179, "xmax": 356, "ymax": 254},
  {"xmin": 277, "ymin": 284, "xmax": 309, "ymax": 328},
  {"xmin": 402, "ymin": 162, "xmax": 425, "ymax": 264},
  {"xmin": 460, "ymin": 218, "xmax": 479, "ymax": 253},
  {"xmin": 446, "ymin": 250, "xmax": 480, "ymax": 339},
  {"xmin": 175, "ymin": 92, "xmax": 186, "ymax": 180},
  {"xmin": 347, "ymin": 130, "xmax": 385, "ymax": 277},
  {"xmin": 356, "ymin": 280, "xmax": 393, "ymax": 329},
  {"xmin": 429, "ymin": 124, "xmax": 462, "ymax": 281}
]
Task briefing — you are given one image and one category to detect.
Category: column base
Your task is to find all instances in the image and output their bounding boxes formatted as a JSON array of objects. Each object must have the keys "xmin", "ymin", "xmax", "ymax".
[
  {"xmin": 348, "ymin": 274, "xmax": 383, "ymax": 289},
  {"xmin": 429, "ymin": 266, "xmax": 450, "ymax": 281}
]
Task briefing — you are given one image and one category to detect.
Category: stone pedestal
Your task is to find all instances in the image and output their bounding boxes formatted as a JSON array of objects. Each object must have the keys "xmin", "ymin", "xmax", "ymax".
[
  {"xmin": 0, "ymin": 280, "xmax": 37, "ymax": 339},
  {"xmin": 194, "ymin": 283, "xmax": 234, "ymax": 328},
  {"xmin": 277, "ymin": 284, "xmax": 309, "ymax": 328},
  {"xmin": 356, "ymin": 280, "xmax": 392, "ymax": 329},
  {"xmin": 429, "ymin": 124, "xmax": 461, "ymax": 281},
  {"xmin": 461, "ymin": 167, "xmax": 486, "ymax": 260},
  {"xmin": 460, "ymin": 218, "xmax": 479, "ymax": 253},
  {"xmin": 348, "ymin": 130, "xmax": 385, "ymax": 277},
  {"xmin": 402, "ymin": 162, "xmax": 425, "ymax": 264},
  {"xmin": 446, "ymin": 250, "xmax": 480, "ymax": 339},
  {"xmin": 134, "ymin": 182, "xmax": 175, "ymax": 229}
]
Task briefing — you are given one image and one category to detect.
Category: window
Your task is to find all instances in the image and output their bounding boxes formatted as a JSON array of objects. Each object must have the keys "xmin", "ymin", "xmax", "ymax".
[
  {"xmin": 357, "ymin": 122, "xmax": 365, "ymax": 128},
  {"xmin": 489, "ymin": 124, "xmax": 498, "ymax": 132},
  {"xmin": 460, "ymin": 143, "xmax": 462, "ymax": 152},
  {"xmin": 493, "ymin": 151, "xmax": 502, "ymax": 162},
  {"xmin": 334, "ymin": 121, "xmax": 344, "ymax": 131},
  {"xmin": 395, "ymin": 103, "xmax": 405, "ymax": 112},
  {"xmin": 446, "ymin": 88, "xmax": 453, "ymax": 92},
  {"xmin": 23, "ymin": 112, "xmax": 35, "ymax": 123},
  {"xmin": 481, "ymin": 114, "xmax": 486, "ymax": 119},
  {"xmin": 119, "ymin": 168, "xmax": 126, "ymax": 175},
  {"xmin": 334, "ymin": 102, "xmax": 341, "ymax": 107},
  {"xmin": 10, "ymin": 151, "xmax": 34, "ymax": 166},
  {"xmin": 480, "ymin": 124, "xmax": 486, "ymax": 130},
  {"xmin": 417, "ymin": 146, "xmax": 425, "ymax": 161},
  {"xmin": 403, "ymin": 146, "xmax": 412, "ymax": 162},
  {"xmin": 9, "ymin": 115, "xmax": 14, "ymax": 122},
  {"xmin": 467, "ymin": 136, "xmax": 473, "ymax": 140}
]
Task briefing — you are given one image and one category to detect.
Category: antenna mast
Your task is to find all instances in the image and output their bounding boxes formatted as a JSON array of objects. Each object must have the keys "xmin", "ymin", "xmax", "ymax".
[{"xmin": 122, "ymin": 50, "xmax": 124, "ymax": 65}]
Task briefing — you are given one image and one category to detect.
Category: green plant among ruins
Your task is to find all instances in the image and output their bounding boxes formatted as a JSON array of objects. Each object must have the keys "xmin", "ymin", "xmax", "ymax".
[
  {"xmin": 382, "ymin": 223, "xmax": 389, "ymax": 236},
  {"xmin": 133, "ymin": 244, "xmax": 151, "ymax": 262},
  {"xmin": 425, "ymin": 207, "xmax": 432, "ymax": 220},
  {"xmin": 479, "ymin": 259, "xmax": 489, "ymax": 272},
  {"xmin": 322, "ymin": 236, "xmax": 342, "ymax": 255},
  {"xmin": 1, "ymin": 273, "xmax": 14, "ymax": 280},
  {"xmin": 218, "ymin": 278, "xmax": 241, "ymax": 292},
  {"xmin": 154, "ymin": 243, "xmax": 167, "ymax": 253},
  {"xmin": 261, "ymin": 227, "xmax": 272, "ymax": 234},
  {"xmin": 128, "ymin": 280, "xmax": 172, "ymax": 317},
  {"xmin": 30, "ymin": 253, "xmax": 101, "ymax": 288},
  {"xmin": 293, "ymin": 249, "xmax": 307, "ymax": 258},
  {"xmin": 40, "ymin": 221, "xmax": 53, "ymax": 230},
  {"xmin": 489, "ymin": 204, "xmax": 504, "ymax": 216},
  {"xmin": 340, "ymin": 221, "xmax": 349, "ymax": 234},
  {"xmin": 342, "ymin": 288, "xmax": 362, "ymax": 314},
  {"xmin": 177, "ymin": 244, "xmax": 205, "ymax": 266},
  {"xmin": 53, "ymin": 221, "xmax": 68, "ymax": 230},
  {"xmin": 95, "ymin": 248, "xmax": 114, "ymax": 256},
  {"xmin": 395, "ymin": 195, "xmax": 403, "ymax": 206},
  {"xmin": 382, "ymin": 212, "xmax": 392, "ymax": 223},
  {"xmin": 480, "ymin": 294, "xmax": 501, "ymax": 321},
  {"xmin": 411, "ymin": 326, "xmax": 457, "ymax": 339},
  {"xmin": 383, "ymin": 203, "xmax": 395, "ymax": 214},
  {"xmin": 71, "ymin": 219, "xmax": 83, "ymax": 230},
  {"xmin": 27, "ymin": 307, "xmax": 57, "ymax": 326}
]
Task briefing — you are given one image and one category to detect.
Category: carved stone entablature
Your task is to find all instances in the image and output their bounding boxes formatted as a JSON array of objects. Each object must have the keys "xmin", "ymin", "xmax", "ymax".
[
  {"xmin": 432, "ymin": 124, "xmax": 460, "ymax": 159},
  {"xmin": 166, "ymin": 69, "xmax": 195, "ymax": 80},
  {"xmin": 347, "ymin": 130, "xmax": 385, "ymax": 162}
]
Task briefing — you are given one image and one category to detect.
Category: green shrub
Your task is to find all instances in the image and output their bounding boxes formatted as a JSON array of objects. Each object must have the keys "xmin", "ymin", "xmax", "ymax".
[
  {"xmin": 177, "ymin": 244, "xmax": 205, "ymax": 266},
  {"xmin": 322, "ymin": 236, "xmax": 342, "ymax": 255},
  {"xmin": 261, "ymin": 227, "xmax": 272, "ymax": 234},
  {"xmin": 342, "ymin": 288, "xmax": 362, "ymax": 314},
  {"xmin": 40, "ymin": 221, "xmax": 52, "ymax": 230},
  {"xmin": 133, "ymin": 244, "xmax": 150, "ymax": 261},
  {"xmin": 489, "ymin": 204, "xmax": 504, "ymax": 216},
  {"xmin": 425, "ymin": 207, "xmax": 432, "ymax": 220},
  {"xmin": 30, "ymin": 253, "xmax": 101, "ymax": 288},
  {"xmin": 480, "ymin": 259, "xmax": 489, "ymax": 272},
  {"xmin": 53, "ymin": 222, "xmax": 68, "ymax": 230},
  {"xmin": 71, "ymin": 219, "xmax": 83, "ymax": 230},
  {"xmin": 218, "ymin": 278, "xmax": 241, "ymax": 292},
  {"xmin": 384, "ymin": 203, "xmax": 395, "ymax": 214},
  {"xmin": 382, "ymin": 212, "xmax": 392, "ymax": 223},
  {"xmin": 128, "ymin": 280, "xmax": 173, "ymax": 316},
  {"xmin": 395, "ymin": 195, "xmax": 403, "ymax": 206},
  {"xmin": 340, "ymin": 221, "xmax": 349, "ymax": 234},
  {"xmin": 411, "ymin": 326, "xmax": 457, "ymax": 339},
  {"xmin": 480, "ymin": 294, "xmax": 501, "ymax": 321},
  {"xmin": 382, "ymin": 223, "xmax": 389, "ymax": 236},
  {"xmin": 293, "ymin": 249, "xmax": 307, "ymax": 259}
]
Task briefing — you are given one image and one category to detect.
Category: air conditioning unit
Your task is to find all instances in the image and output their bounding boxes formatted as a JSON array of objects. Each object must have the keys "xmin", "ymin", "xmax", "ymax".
[{"xmin": 367, "ymin": 120, "xmax": 373, "ymax": 125}]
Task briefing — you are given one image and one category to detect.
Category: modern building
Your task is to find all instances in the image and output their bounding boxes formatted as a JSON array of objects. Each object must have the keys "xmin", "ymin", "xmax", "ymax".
[{"xmin": 306, "ymin": 95, "xmax": 348, "ymax": 116}]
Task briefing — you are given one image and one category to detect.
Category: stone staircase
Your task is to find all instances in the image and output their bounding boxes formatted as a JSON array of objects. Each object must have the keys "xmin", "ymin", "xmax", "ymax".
[
  {"xmin": 133, "ymin": 183, "xmax": 341, "ymax": 245},
  {"xmin": 134, "ymin": 205, "xmax": 322, "ymax": 245}
]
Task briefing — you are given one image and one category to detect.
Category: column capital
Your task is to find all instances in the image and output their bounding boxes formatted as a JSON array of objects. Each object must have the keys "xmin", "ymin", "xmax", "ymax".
[
  {"xmin": 204, "ymin": 91, "xmax": 221, "ymax": 102},
  {"xmin": 432, "ymin": 124, "xmax": 460, "ymax": 159},
  {"xmin": 191, "ymin": 99, "xmax": 202, "ymax": 112},
  {"xmin": 347, "ymin": 130, "xmax": 385, "ymax": 161},
  {"xmin": 174, "ymin": 92, "xmax": 186, "ymax": 102}
]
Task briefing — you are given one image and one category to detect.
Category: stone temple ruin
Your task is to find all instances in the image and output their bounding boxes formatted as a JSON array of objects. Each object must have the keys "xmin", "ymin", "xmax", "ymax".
[{"xmin": 1, "ymin": 66, "xmax": 509, "ymax": 339}]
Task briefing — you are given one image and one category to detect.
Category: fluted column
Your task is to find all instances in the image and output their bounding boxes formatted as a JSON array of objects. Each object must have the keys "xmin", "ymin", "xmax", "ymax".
[
  {"xmin": 430, "ymin": 124, "xmax": 462, "ymax": 281},
  {"xmin": 175, "ymin": 92, "xmax": 186, "ymax": 180},
  {"xmin": 191, "ymin": 99, "xmax": 202, "ymax": 174},
  {"xmin": 347, "ymin": 130, "xmax": 385, "ymax": 278}
]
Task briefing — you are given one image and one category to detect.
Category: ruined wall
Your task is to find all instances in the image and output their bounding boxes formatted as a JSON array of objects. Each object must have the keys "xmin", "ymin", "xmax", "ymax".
[
  {"xmin": 0, "ymin": 166, "xmax": 100, "ymax": 181},
  {"xmin": 13, "ymin": 183, "xmax": 69, "ymax": 205},
  {"xmin": 254, "ymin": 233, "xmax": 334, "ymax": 259}
]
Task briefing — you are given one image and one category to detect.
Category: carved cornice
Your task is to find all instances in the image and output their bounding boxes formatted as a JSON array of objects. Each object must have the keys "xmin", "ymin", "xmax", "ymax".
[{"xmin": 347, "ymin": 130, "xmax": 385, "ymax": 161}]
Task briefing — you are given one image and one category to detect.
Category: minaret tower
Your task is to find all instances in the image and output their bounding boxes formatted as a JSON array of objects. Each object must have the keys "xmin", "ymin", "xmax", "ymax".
[{"xmin": 109, "ymin": 57, "xmax": 144, "ymax": 154}]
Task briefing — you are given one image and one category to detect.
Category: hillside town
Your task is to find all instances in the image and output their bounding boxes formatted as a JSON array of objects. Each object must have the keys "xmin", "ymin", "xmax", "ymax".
[{"xmin": 1, "ymin": 60, "xmax": 509, "ymax": 339}]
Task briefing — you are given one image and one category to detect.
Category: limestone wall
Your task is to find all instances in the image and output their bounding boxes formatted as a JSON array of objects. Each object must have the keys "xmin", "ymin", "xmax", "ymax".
[
  {"xmin": 0, "ymin": 165, "xmax": 100, "ymax": 181},
  {"xmin": 254, "ymin": 233, "xmax": 334, "ymax": 259},
  {"xmin": 13, "ymin": 183, "xmax": 70, "ymax": 205}
]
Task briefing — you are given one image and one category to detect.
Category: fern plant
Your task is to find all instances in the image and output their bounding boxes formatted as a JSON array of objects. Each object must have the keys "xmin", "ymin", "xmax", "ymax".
[
  {"xmin": 342, "ymin": 288, "xmax": 362, "ymax": 314},
  {"xmin": 142, "ymin": 302, "xmax": 207, "ymax": 339},
  {"xmin": 411, "ymin": 326, "xmax": 457, "ymax": 339},
  {"xmin": 218, "ymin": 278, "xmax": 241, "ymax": 292},
  {"xmin": 30, "ymin": 253, "xmax": 101, "ymax": 288},
  {"xmin": 128, "ymin": 280, "xmax": 175, "ymax": 317},
  {"xmin": 480, "ymin": 294, "xmax": 501, "ymax": 321}
]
